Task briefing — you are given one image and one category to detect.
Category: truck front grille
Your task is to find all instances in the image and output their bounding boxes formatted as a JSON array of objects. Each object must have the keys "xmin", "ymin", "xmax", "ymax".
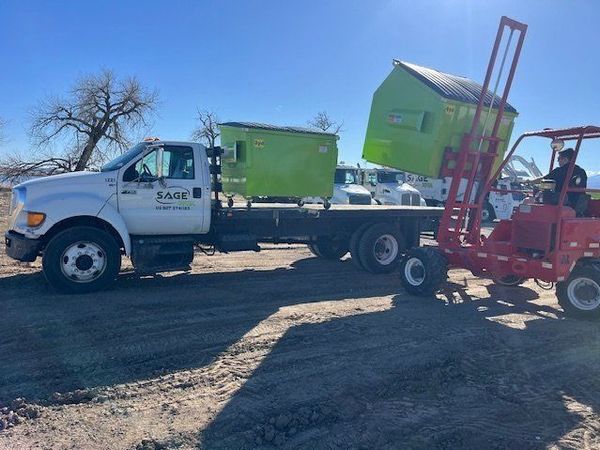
[{"xmin": 348, "ymin": 194, "xmax": 372, "ymax": 205}]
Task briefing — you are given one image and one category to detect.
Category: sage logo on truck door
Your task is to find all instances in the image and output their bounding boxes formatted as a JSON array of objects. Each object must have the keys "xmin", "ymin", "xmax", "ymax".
[{"xmin": 155, "ymin": 186, "xmax": 194, "ymax": 210}]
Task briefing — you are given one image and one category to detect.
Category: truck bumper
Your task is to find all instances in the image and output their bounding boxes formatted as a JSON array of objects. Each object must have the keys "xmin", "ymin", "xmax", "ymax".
[{"xmin": 4, "ymin": 231, "xmax": 43, "ymax": 262}]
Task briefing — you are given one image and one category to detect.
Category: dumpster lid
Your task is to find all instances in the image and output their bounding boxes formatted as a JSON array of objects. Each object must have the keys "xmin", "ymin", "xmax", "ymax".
[
  {"xmin": 393, "ymin": 60, "xmax": 518, "ymax": 113},
  {"xmin": 219, "ymin": 122, "xmax": 338, "ymax": 137}
]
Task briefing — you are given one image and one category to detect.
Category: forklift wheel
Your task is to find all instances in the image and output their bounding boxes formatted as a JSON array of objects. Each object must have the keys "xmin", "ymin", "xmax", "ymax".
[
  {"xmin": 399, "ymin": 247, "xmax": 448, "ymax": 296},
  {"xmin": 557, "ymin": 264, "xmax": 600, "ymax": 319},
  {"xmin": 493, "ymin": 275, "xmax": 526, "ymax": 287}
]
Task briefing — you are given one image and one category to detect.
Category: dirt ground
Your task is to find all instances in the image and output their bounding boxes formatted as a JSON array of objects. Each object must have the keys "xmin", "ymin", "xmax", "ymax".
[{"xmin": 0, "ymin": 189, "xmax": 599, "ymax": 450}]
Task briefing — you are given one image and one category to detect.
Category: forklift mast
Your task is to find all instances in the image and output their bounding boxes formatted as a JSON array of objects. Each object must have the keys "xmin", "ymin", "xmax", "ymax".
[{"xmin": 438, "ymin": 17, "xmax": 528, "ymax": 249}]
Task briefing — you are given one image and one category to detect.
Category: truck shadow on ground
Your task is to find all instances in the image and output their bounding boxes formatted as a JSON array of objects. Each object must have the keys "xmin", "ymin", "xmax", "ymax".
[
  {"xmin": 198, "ymin": 283, "xmax": 600, "ymax": 449},
  {"xmin": 0, "ymin": 256, "xmax": 403, "ymax": 404}
]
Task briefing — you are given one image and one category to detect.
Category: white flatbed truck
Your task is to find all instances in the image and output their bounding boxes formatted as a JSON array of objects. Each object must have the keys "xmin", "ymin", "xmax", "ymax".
[{"xmin": 5, "ymin": 140, "xmax": 442, "ymax": 293}]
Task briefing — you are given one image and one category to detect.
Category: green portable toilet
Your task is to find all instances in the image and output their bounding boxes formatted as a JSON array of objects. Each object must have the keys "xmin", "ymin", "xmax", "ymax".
[
  {"xmin": 362, "ymin": 60, "xmax": 518, "ymax": 178},
  {"xmin": 219, "ymin": 122, "xmax": 339, "ymax": 201}
]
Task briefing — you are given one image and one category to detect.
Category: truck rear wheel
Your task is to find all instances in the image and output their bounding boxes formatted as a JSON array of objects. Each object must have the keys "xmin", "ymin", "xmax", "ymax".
[
  {"xmin": 311, "ymin": 237, "xmax": 349, "ymax": 260},
  {"xmin": 399, "ymin": 247, "xmax": 447, "ymax": 296},
  {"xmin": 358, "ymin": 223, "xmax": 406, "ymax": 273},
  {"xmin": 557, "ymin": 264, "xmax": 600, "ymax": 319},
  {"xmin": 42, "ymin": 226, "xmax": 121, "ymax": 294},
  {"xmin": 307, "ymin": 243, "xmax": 322, "ymax": 257},
  {"xmin": 349, "ymin": 223, "xmax": 372, "ymax": 271},
  {"xmin": 481, "ymin": 201, "xmax": 496, "ymax": 222}
]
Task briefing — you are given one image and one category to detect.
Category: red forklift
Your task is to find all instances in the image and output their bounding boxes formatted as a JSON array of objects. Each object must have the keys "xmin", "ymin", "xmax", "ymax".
[{"xmin": 398, "ymin": 17, "xmax": 600, "ymax": 319}]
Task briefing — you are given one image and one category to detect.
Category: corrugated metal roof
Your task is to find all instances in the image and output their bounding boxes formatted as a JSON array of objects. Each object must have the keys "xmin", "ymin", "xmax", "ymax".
[
  {"xmin": 394, "ymin": 60, "xmax": 518, "ymax": 113},
  {"xmin": 219, "ymin": 122, "xmax": 338, "ymax": 137}
]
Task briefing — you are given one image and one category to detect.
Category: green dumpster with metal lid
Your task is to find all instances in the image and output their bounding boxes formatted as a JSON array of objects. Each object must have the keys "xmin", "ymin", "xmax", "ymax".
[
  {"xmin": 362, "ymin": 60, "xmax": 518, "ymax": 178},
  {"xmin": 219, "ymin": 122, "xmax": 339, "ymax": 202}
]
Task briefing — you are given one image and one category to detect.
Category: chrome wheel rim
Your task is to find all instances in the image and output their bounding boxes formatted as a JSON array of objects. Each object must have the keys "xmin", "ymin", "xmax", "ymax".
[
  {"xmin": 60, "ymin": 241, "xmax": 107, "ymax": 283},
  {"xmin": 373, "ymin": 234, "xmax": 399, "ymax": 265},
  {"xmin": 567, "ymin": 277, "xmax": 600, "ymax": 311},
  {"xmin": 404, "ymin": 257, "xmax": 425, "ymax": 286}
]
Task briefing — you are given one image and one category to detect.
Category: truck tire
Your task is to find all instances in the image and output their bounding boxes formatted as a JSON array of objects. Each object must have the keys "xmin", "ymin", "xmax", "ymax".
[
  {"xmin": 399, "ymin": 247, "xmax": 448, "ymax": 296},
  {"xmin": 307, "ymin": 243, "xmax": 320, "ymax": 257},
  {"xmin": 556, "ymin": 263, "xmax": 600, "ymax": 319},
  {"xmin": 349, "ymin": 223, "xmax": 372, "ymax": 270},
  {"xmin": 312, "ymin": 237, "xmax": 349, "ymax": 260},
  {"xmin": 358, "ymin": 223, "xmax": 406, "ymax": 274},
  {"xmin": 42, "ymin": 226, "xmax": 121, "ymax": 294}
]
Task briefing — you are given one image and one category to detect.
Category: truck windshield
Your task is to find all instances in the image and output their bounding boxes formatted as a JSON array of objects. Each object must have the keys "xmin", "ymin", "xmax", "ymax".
[
  {"xmin": 101, "ymin": 142, "xmax": 147, "ymax": 172},
  {"xmin": 377, "ymin": 171, "xmax": 403, "ymax": 183},
  {"xmin": 334, "ymin": 168, "xmax": 358, "ymax": 184}
]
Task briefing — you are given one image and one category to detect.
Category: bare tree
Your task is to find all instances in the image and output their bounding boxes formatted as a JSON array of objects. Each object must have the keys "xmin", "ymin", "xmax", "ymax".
[
  {"xmin": 191, "ymin": 109, "xmax": 220, "ymax": 148},
  {"xmin": 6, "ymin": 70, "xmax": 157, "ymax": 178},
  {"xmin": 0, "ymin": 154, "xmax": 75, "ymax": 181},
  {"xmin": 307, "ymin": 111, "xmax": 343, "ymax": 134}
]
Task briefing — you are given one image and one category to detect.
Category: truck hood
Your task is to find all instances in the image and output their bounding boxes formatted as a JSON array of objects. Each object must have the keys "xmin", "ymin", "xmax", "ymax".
[
  {"xmin": 17, "ymin": 171, "xmax": 111, "ymax": 189},
  {"xmin": 336, "ymin": 183, "xmax": 371, "ymax": 195},
  {"xmin": 16, "ymin": 171, "xmax": 117, "ymax": 204}
]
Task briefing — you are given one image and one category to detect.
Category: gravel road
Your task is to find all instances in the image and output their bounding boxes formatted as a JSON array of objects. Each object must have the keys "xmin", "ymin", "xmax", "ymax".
[{"xmin": 1, "ymin": 190, "xmax": 599, "ymax": 449}]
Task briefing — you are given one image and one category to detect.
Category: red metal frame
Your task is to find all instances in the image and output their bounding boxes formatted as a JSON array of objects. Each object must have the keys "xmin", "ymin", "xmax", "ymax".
[
  {"xmin": 443, "ymin": 125, "xmax": 600, "ymax": 282},
  {"xmin": 436, "ymin": 16, "xmax": 600, "ymax": 283},
  {"xmin": 438, "ymin": 16, "xmax": 528, "ymax": 248}
]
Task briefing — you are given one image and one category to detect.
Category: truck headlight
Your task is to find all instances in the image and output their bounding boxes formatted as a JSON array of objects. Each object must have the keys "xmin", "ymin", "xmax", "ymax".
[{"xmin": 26, "ymin": 211, "xmax": 46, "ymax": 228}]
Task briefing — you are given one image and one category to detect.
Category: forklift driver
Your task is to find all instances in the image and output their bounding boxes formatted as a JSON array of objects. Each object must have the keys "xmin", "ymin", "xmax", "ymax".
[{"xmin": 545, "ymin": 148, "xmax": 587, "ymax": 205}]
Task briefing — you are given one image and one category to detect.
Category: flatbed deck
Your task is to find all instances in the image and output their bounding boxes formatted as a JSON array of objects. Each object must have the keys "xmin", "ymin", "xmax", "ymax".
[
  {"xmin": 210, "ymin": 203, "xmax": 442, "ymax": 251},
  {"xmin": 216, "ymin": 203, "xmax": 444, "ymax": 220}
]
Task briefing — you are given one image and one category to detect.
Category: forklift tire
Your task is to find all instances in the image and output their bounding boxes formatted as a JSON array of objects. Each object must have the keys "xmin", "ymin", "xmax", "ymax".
[
  {"xmin": 349, "ymin": 223, "xmax": 372, "ymax": 271},
  {"xmin": 556, "ymin": 264, "xmax": 600, "ymax": 319},
  {"xmin": 399, "ymin": 247, "xmax": 448, "ymax": 296},
  {"xmin": 358, "ymin": 223, "xmax": 406, "ymax": 274},
  {"xmin": 493, "ymin": 275, "xmax": 526, "ymax": 286},
  {"xmin": 42, "ymin": 226, "xmax": 121, "ymax": 294},
  {"xmin": 311, "ymin": 237, "xmax": 349, "ymax": 260}
]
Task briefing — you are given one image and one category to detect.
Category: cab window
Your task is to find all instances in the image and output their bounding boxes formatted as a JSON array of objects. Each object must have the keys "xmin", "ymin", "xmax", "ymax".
[{"xmin": 123, "ymin": 146, "xmax": 194, "ymax": 182}]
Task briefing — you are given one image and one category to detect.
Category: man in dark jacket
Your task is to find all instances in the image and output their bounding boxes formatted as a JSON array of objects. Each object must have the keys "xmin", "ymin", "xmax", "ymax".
[{"xmin": 543, "ymin": 148, "xmax": 587, "ymax": 207}]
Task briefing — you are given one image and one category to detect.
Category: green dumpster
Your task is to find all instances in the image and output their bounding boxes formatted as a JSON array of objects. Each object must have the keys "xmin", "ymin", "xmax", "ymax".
[
  {"xmin": 362, "ymin": 60, "xmax": 518, "ymax": 178},
  {"xmin": 219, "ymin": 122, "xmax": 338, "ymax": 200}
]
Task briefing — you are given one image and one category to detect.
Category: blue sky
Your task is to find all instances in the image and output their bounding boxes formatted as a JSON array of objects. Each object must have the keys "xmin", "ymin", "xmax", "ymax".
[{"xmin": 1, "ymin": 0, "xmax": 599, "ymax": 173}]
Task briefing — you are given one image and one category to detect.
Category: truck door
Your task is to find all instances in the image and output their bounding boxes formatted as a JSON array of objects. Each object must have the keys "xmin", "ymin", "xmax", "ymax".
[{"xmin": 118, "ymin": 144, "xmax": 209, "ymax": 235}]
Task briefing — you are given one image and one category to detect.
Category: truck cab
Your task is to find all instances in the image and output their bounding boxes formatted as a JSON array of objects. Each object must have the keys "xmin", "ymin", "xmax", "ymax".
[
  {"xmin": 6, "ymin": 140, "xmax": 212, "ymax": 292},
  {"xmin": 360, "ymin": 168, "xmax": 426, "ymax": 206}
]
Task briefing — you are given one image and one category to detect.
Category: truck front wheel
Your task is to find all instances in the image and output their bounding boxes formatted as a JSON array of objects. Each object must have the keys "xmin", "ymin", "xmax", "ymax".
[
  {"xmin": 42, "ymin": 226, "xmax": 121, "ymax": 294},
  {"xmin": 556, "ymin": 264, "xmax": 600, "ymax": 319}
]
